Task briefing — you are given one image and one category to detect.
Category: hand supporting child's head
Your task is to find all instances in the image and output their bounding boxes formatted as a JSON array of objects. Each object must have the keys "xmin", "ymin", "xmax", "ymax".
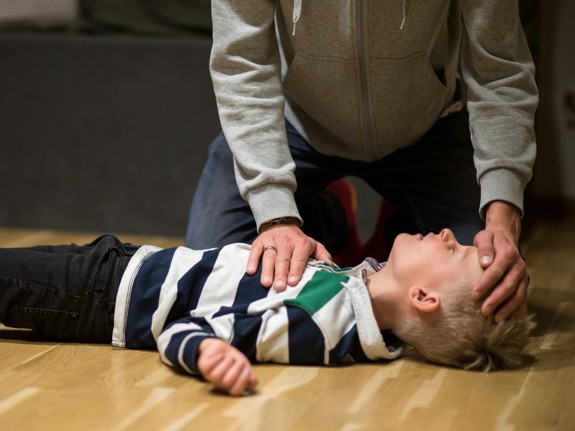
[{"xmin": 387, "ymin": 229, "xmax": 534, "ymax": 371}]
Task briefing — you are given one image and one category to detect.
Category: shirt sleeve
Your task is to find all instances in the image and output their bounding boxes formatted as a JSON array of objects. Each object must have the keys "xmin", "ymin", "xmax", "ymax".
[
  {"xmin": 210, "ymin": 1, "xmax": 302, "ymax": 229},
  {"xmin": 156, "ymin": 318, "xmax": 219, "ymax": 376},
  {"xmin": 460, "ymin": 0, "xmax": 538, "ymax": 217}
]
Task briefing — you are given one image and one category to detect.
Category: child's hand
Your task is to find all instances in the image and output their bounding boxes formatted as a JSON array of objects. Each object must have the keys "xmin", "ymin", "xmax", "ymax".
[{"xmin": 197, "ymin": 338, "xmax": 258, "ymax": 396}]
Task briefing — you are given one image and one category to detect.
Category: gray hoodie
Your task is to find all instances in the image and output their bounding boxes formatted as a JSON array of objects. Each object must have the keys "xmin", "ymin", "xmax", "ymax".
[{"xmin": 210, "ymin": 0, "xmax": 538, "ymax": 229}]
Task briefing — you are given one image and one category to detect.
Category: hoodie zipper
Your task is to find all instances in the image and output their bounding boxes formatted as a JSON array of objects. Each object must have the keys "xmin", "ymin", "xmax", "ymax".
[{"xmin": 358, "ymin": 0, "xmax": 376, "ymax": 156}]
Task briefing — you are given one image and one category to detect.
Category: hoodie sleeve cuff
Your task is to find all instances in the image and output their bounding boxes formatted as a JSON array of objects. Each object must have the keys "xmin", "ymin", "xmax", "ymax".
[
  {"xmin": 247, "ymin": 185, "xmax": 303, "ymax": 233},
  {"xmin": 479, "ymin": 168, "xmax": 526, "ymax": 220}
]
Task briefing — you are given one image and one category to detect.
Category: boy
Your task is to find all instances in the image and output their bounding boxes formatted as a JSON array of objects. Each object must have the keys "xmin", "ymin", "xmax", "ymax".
[{"xmin": 0, "ymin": 229, "xmax": 533, "ymax": 396}]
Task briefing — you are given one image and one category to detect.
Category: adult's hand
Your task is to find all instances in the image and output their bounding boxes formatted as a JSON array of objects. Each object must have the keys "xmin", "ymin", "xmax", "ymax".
[
  {"xmin": 471, "ymin": 201, "xmax": 529, "ymax": 323},
  {"xmin": 246, "ymin": 222, "xmax": 333, "ymax": 291}
]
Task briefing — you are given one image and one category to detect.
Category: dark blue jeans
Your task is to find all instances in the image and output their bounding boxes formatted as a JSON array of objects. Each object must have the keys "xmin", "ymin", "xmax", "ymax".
[
  {"xmin": 0, "ymin": 235, "xmax": 139, "ymax": 343},
  {"xmin": 186, "ymin": 110, "xmax": 483, "ymax": 250}
]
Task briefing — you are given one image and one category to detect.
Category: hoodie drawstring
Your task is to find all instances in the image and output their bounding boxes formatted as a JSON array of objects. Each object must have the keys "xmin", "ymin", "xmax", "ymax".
[
  {"xmin": 292, "ymin": 0, "xmax": 302, "ymax": 35},
  {"xmin": 400, "ymin": 0, "xmax": 411, "ymax": 30}
]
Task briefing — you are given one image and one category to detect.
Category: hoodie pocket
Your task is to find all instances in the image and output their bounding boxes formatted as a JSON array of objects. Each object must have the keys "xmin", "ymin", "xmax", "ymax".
[
  {"xmin": 283, "ymin": 53, "xmax": 363, "ymax": 152},
  {"xmin": 369, "ymin": 52, "xmax": 449, "ymax": 149},
  {"xmin": 283, "ymin": 51, "xmax": 452, "ymax": 160}
]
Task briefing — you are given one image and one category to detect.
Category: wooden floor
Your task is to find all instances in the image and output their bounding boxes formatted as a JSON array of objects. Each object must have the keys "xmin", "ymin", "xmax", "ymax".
[{"xmin": 0, "ymin": 218, "xmax": 574, "ymax": 431}]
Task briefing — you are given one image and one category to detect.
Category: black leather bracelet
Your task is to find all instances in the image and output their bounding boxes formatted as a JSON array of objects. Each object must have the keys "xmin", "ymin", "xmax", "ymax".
[{"xmin": 260, "ymin": 217, "xmax": 301, "ymax": 231}]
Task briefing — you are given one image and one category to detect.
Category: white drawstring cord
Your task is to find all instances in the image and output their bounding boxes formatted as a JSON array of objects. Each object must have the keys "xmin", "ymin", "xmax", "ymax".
[
  {"xmin": 292, "ymin": 0, "xmax": 302, "ymax": 35},
  {"xmin": 400, "ymin": 0, "xmax": 410, "ymax": 30}
]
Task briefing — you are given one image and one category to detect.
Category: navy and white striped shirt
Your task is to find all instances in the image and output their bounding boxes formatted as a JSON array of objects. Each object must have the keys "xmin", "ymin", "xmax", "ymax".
[{"xmin": 112, "ymin": 243, "xmax": 403, "ymax": 376}]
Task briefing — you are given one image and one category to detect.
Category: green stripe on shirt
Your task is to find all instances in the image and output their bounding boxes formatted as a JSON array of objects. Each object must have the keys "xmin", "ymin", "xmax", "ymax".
[{"xmin": 285, "ymin": 270, "xmax": 349, "ymax": 315}]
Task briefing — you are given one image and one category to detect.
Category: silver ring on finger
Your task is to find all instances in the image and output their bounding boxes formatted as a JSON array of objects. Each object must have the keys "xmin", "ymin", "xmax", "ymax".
[{"xmin": 264, "ymin": 245, "xmax": 278, "ymax": 253}]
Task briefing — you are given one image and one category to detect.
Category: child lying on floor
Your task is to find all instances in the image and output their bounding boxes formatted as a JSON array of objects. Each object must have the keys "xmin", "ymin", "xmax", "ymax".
[{"xmin": 0, "ymin": 229, "xmax": 533, "ymax": 396}]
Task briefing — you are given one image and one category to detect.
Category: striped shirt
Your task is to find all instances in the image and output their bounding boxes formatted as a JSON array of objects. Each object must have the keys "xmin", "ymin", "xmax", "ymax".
[{"xmin": 112, "ymin": 243, "xmax": 403, "ymax": 376}]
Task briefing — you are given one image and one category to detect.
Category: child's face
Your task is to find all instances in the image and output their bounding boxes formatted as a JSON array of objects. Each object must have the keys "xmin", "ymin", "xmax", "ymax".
[{"xmin": 387, "ymin": 228, "xmax": 484, "ymax": 290}]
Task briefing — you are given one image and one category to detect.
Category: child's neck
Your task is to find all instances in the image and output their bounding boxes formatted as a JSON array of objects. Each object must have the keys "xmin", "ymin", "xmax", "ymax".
[{"xmin": 365, "ymin": 266, "xmax": 405, "ymax": 332}]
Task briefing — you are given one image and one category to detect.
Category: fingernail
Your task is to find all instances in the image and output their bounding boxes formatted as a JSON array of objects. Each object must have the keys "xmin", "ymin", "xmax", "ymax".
[
  {"xmin": 275, "ymin": 280, "xmax": 285, "ymax": 289},
  {"xmin": 481, "ymin": 255, "xmax": 491, "ymax": 265},
  {"xmin": 472, "ymin": 291, "xmax": 482, "ymax": 301},
  {"xmin": 288, "ymin": 275, "xmax": 297, "ymax": 284},
  {"xmin": 262, "ymin": 276, "xmax": 271, "ymax": 285}
]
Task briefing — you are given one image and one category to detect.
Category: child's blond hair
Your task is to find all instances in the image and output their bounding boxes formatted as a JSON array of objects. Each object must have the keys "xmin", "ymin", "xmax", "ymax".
[{"xmin": 394, "ymin": 280, "xmax": 535, "ymax": 371}]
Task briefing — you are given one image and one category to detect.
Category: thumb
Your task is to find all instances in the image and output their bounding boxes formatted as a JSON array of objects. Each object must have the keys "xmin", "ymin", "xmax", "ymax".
[{"xmin": 474, "ymin": 230, "xmax": 495, "ymax": 268}]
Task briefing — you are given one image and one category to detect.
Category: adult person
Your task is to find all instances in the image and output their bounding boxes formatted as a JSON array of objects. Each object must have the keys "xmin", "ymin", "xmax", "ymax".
[{"xmin": 186, "ymin": 1, "xmax": 538, "ymax": 323}]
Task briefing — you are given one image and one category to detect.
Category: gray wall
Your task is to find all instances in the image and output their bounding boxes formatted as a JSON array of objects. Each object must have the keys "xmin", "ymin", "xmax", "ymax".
[
  {"xmin": 531, "ymin": 0, "xmax": 575, "ymax": 201},
  {"xmin": 0, "ymin": 32, "xmax": 219, "ymax": 236}
]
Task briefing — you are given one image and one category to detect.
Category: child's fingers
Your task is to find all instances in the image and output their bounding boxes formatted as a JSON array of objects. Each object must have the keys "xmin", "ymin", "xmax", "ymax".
[
  {"xmin": 197, "ymin": 339, "xmax": 257, "ymax": 396},
  {"xmin": 244, "ymin": 365, "xmax": 258, "ymax": 393},
  {"xmin": 212, "ymin": 356, "xmax": 256, "ymax": 396},
  {"xmin": 248, "ymin": 368, "xmax": 258, "ymax": 388},
  {"xmin": 226, "ymin": 365, "xmax": 249, "ymax": 396},
  {"xmin": 197, "ymin": 338, "xmax": 231, "ymax": 375},
  {"xmin": 197, "ymin": 350, "xmax": 227, "ymax": 377},
  {"xmin": 206, "ymin": 354, "xmax": 236, "ymax": 383},
  {"xmin": 219, "ymin": 358, "xmax": 246, "ymax": 390},
  {"xmin": 227, "ymin": 363, "xmax": 257, "ymax": 396},
  {"xmin": 198, "ymin": 351, "xmax": 223, "ymax": 373}
]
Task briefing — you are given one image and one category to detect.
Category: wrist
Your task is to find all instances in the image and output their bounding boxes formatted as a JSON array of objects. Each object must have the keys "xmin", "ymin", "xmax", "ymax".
[
  {"xmin": 260, "ymin": 217, "xmax": 301, "ymax": 233},
  {"xmin": 485, "ymin": 201, "xmax": 522, "ymax": 244}
]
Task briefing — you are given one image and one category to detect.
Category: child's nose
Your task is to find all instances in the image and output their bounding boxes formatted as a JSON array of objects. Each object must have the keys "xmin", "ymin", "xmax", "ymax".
[{"xmin": 439, "ymin": 228, "xmax": 455, "ymax": 242}]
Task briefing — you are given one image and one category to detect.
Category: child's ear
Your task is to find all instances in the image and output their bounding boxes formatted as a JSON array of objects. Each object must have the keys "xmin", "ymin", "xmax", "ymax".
[{"xmin": 408, "ymin": 286, "xmax": 440, "ymax": 313}]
